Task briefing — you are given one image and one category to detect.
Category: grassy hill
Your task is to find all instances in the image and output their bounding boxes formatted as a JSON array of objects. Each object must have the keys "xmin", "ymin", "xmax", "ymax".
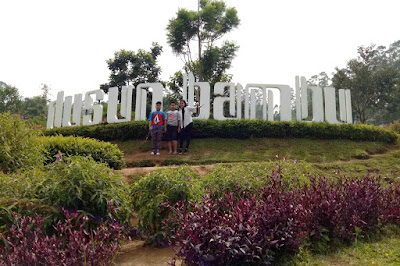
[{"xmin": 113, "ymin": 138, "xmax": 400, "ymax": 177}]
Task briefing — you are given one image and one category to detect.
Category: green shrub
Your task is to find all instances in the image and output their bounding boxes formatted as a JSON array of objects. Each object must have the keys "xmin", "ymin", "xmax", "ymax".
[
  {"xmin": 0, "ymin": 113, "xmax": 45, "ymax": 173},
  {"xmin": 201, "ymin": 160, "xmax": 312, "ymax": 199},
  {"xmin": 354, "ymin": 149, "xmax": 370, "ymax": 159},
  {"xmin": 0, "ymin": 157, "xmax": 132, "ymax": 224},
  {"xmin": 0, "ymin": 157, "xmax": 132, "ymax": 235},
  {"xmin": 40, "ymin": 135, "xmax": 125, "ymax": 169},
  {"xmin": 45, "ymin": 121, "xmax": 148, "ymax": 141},
  {"xmin": 0, "ymin": 198, "xmax": 60, "ymax": 234},
  {"xmin": 44, "ymin": 120, "xmax": 398, "ymax": 144},
  {"xmin": 37, "ymin": 156, "xmax": 132, "ymax": 223},
  {"xmin": 0, "ymin": 169, "xmax": 62, "ymax": 233},
  {"xmin": 131, "ymin": 166, "xmax": 201, "ymax": 244}
]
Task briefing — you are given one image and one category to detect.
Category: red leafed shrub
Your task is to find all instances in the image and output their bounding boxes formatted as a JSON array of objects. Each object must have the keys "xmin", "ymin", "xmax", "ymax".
[
  {"xmin": 166, "ymin": 185, "xmax": 308, "ymax": 265},
  {"xmin": 303, "ymin": 176, "xmax": 384, "ymax": 243},
  {"xmin": 0, "ymin": 210, "xmax": 125, "ymax": 266},
  {"xmin": 167, "ymin": 172, "xmax": 400, "ymax": 265},
  {"xmin": 381, "ymin": 185, "xmax": 400, "ymax": 224}
]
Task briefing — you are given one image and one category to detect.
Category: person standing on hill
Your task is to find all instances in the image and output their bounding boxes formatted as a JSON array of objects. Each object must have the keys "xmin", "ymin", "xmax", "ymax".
[
  {"xmin": 148, "ymin": 101, "xmax": 166, "ymax": 155},
  {"xmin": 166, "ymin": 101, "xmax": 181, "ymax": 155},
  {"xmin": 178, "ymin": 100, "xmax": 202, "ymax": 154}
]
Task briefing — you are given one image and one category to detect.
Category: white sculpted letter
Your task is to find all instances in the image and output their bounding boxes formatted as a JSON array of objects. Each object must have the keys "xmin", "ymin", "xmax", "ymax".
[
  {"xmin": 71, "ymin": 94, "xmax": 83, "ymax": 126},
  {"xmin": 306, "ymin": 86, "xmax": 324, "ymax": 122},
  {"xmin": 345, "ymin": 89, "xmax": 353, "ymax": 124},
  {"xmin": 245, "ymin": 84, "xmax": 292, "ymax": 121},
  {"xmin": 213, "ymin": 82, "xmax": 236, "ymax": 120},
  {"xmin": 324, "ymin": 87, "xmax": 339, "ymax": 124},
  {"xmin": 107, "ymin": 86, "xmax": 133, "ymax": 123},
  {"xmin": 54, "ymin": 91, "xmax": 64, "ymax": 128},
  {"xmin": 62, "ymin": 96, "xmax": 73, "ymax": 127},
  {"xmin": 134, "ymin": 83, "xmax": 164, "ymax": 121},
  {"xmin": 83, "ymin": 90, "xmax": 104, "ymax": 126},
  {"xmin": 46, "ymin": 101, "xmax": 56, "ymax": 129},
  {"xmin": 184, "ymin": 73, "xmax": 210, "ymax": 120},
  {"xmin": 236, "ymin": 84, "xmax": 243, "ymax": 119},
  {"xmin": 296, "ymin": 76, "xmax": 324, "ymax": 122}
]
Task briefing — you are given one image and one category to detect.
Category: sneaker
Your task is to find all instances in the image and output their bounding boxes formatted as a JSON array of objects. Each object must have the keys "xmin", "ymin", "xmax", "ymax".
[
  {"xmin": 156, "ymin": 150, "xmax": 160, "ymax": 155},
  {"xmin": 151, "ymin": 150, "xmax": 155, "ymax": 155},
  {"xmin": 178, "ymin": 148, "xmax": 183, "ymax": 154},
  {"xmin": 184, "ymin": 148, "xmax": 188, "ymax": 154}
]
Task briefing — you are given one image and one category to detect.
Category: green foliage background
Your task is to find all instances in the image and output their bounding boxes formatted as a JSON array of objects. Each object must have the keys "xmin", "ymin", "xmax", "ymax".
[{"xmin": 44, "ymin": 120, "xmax": 398, "ymax": 144}]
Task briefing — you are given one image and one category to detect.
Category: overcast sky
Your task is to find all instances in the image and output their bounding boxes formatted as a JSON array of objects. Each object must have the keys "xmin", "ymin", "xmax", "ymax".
[{"xmin": 1, "ymin": 0, "xmax": 399, "ymax": 100}]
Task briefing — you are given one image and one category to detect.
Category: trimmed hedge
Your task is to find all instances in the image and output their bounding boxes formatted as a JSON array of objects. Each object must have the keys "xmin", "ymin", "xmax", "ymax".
[
  {"xmin": 44, "ymin": 120, "xmax": 398, "ymax": 144},
  {"xmin": 40, "ymin": 135, "xmax": 125, "ymax": 169}
]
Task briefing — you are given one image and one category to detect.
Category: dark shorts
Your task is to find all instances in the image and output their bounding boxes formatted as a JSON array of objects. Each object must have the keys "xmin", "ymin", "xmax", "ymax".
[{"xmin": 166, "ymin": 125, "xmax": 178, "ymax": 141}]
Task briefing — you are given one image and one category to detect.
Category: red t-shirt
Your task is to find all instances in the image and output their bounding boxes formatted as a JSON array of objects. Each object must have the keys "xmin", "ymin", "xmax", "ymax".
[{"xmin": 149, "ymin": 111, "xmax": 165, "ymax": 128}]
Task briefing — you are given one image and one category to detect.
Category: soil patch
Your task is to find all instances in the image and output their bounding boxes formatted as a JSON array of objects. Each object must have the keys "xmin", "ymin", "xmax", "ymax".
[{"xmin": 115, "ymin": 240, "xmax": 176, "ymax": 266}]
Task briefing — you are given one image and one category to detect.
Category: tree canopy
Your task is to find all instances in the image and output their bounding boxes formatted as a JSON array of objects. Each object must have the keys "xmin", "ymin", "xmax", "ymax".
[
  {"xmin": 166, "ymin": 0, "xmax": 240, "ymax": 84},
  {"xmin": 332, "ymin": 43, "xmax": 400, "ymax": 123},
  {"xmin": 0, "ymin": 81, "xmax": 22, "ymax": 113},
  {"xmin": 100, "ymin": 43, "xmax": 163, "ymax": 93}
]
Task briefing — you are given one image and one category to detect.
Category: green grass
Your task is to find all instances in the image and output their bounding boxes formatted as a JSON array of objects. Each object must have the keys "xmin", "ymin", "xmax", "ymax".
[
  {"xmin": 295, "ymin": 225, "xmax": 400, "ymax": 265},
  {"xmin": 113, "ymin": 138, "xmax": 390, "ymax": 165},
  {"xmin": 313, "ymin": 150, "xmax": 400, "ymax": 178}
]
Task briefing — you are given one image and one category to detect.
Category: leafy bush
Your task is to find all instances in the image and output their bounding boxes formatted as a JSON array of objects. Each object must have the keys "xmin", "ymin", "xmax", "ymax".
[
  {"xmin": 353, "ymin": 149, "xmax": 370, "ymax": 159},
  {"xmin": 0, "ymin": 112, "xmax": 45, "ymax": 173},
  {"xmin": 131, "ymin": 166, "xmax": 201, "ymax": 244},
  {"xmin": 36, "ymin": 156, "xmax": 132, "ymax": 224},
  {"xmin": 0, "ymin": 157, "xmax": 132, "ymax": 238},
  {"xmin": 40, "ymin": 135, "xmax": 125, "ymax": 169},
  {"xmin": 44, "ymin": 120, "xmax": 398, "ymax": 144},
  {"xmin": 45, "ymin": 121, "xmax": 148, "ymax": 141},
  {"xmin": 303, "ymin": 177, "xmax": 384, "ymax": 244},
  {"xmin": 168, "ymin": 185, "xmax": 308, "ymax": 265},
  {"xmin": 0, "ymin": 210, "xmax": 125, "ymax": 265},
  {"xmin": 168, "ymin": 171, "xmax": 400, "ymax": 265},
  {"xmin": 201, "ymin": 160, "xmax": 311, "ymax": 199},
  {"xmin": 386, "ymin": 120, "xmax": 400, "ymax": 134}
]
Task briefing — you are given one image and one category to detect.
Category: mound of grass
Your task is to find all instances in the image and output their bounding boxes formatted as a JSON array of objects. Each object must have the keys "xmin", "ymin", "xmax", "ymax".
[{"xmin": 114, "ymin": 138, "xmax": 391, "ymax": 167}]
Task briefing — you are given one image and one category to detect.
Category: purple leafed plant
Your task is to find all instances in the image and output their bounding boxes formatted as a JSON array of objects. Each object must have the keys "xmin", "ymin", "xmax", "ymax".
[
  {"xmin": 0, "ymin": 210, "xmax": 125, "ymax": 265},
  {"xmin": 166, "ymin": 188, "xmax": 308, "ymax": 265},
  {"xmin": 166, "ymin": 173, "xmax": 400, "ymax": 265}
]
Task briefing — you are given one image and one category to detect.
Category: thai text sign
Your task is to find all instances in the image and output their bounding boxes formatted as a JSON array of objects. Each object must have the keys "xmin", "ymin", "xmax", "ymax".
[{"xmin": 46, "ymin": 73, "xmax": 352, "ymax": 129}]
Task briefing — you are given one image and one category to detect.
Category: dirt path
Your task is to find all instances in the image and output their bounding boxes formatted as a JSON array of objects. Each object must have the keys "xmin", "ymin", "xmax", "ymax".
[
  {"xmin": 115, "ymin": 240, "xmax": 176, "ymax": 266},
  {"xmin": 119, "ymin": 164, "xmax": 216, "ymax": 182}
]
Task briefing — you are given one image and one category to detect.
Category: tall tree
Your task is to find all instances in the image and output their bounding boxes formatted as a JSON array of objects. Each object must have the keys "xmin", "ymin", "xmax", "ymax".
[
  {"xmin": 21, "ymin": 84, "xmax": 50, "ymax": 125},
  {"xmin": 166, "ymin": 0, "xmax": 240, "ymax": 83},
  {"xmin": 0, "ymin": 81, "xmax": 22, "ymax": 113},
  {"xmin": 308, "ymin": 72, "xmax": 331, "ymax": 88},
  {"xmin": 100, "ymin": 43, "xmax": 163, "ymax": 93},
  {"xmin": 332, "ymin": 45, "xmax": 400, "ymax": 123}
]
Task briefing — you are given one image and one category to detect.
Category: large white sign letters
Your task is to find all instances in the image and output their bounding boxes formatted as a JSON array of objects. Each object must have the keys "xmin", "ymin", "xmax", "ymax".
[{"xmin": 47, "ymin": 73, "xmax": 353, "ymax": 129}]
